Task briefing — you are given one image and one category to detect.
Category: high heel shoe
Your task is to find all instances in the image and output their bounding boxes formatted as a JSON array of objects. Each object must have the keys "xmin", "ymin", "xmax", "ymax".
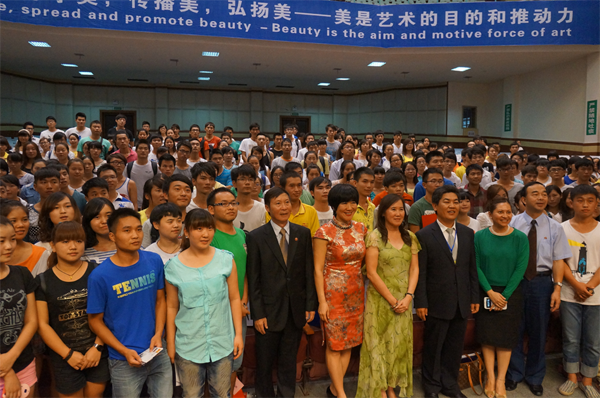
[
  {"xmin": 495, "ymin": 378, "xmax": 507, "ymax": 398},
  {"xmin": 484, "ymin": 389, "xmax": 495, "ymax": 398}
]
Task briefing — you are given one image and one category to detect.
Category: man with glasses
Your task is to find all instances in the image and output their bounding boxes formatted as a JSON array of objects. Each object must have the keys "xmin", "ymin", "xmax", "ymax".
[
  {"xmin": 329, "ymin": 140, "xmax": 364, "ymax": 180},
  {"xmin": 114, "ymin": 130, "xmax": 137, "ymax": 163},
  {"xmin": 208, "ymin": 187, "xmax": 249, "ymax": 394},
  {"xmin": 548, "ymin": 159, "xmax": 568, "ymax": 191},
  {"xmin": 484, "ymin": 158, "xmax": 524, "ymax": 214},
  {"xmin": 232, "ymin": 165, "xmax": 266, "ymax": 232},
  {"xmin": 413, "ymin": 151, "xmax": 454, "ymax": 202},
  {"xmin": 97, "ymin": 164, "xmax": 135, "ymax": 209},
  {"xmin": 174, "ymin": 141, "xmax": 192, "ymax": 180},
  {"xmin": 408, "ymin": 168, "xmax": 445, "ymax": 232}
]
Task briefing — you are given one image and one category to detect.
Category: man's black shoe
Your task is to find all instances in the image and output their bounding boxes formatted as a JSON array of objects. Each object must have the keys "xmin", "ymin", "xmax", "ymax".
[
  {"xmin": 526, "ymin": 382, "xmax": 543, "ymax": 396},
  {"xmin": 505, "ymin": 380, "xmax": 519, "ymax": 391},
  {"xmin": 441, "ymin": 390, "xmax": 467, "ymax": 398},
  {"xmin": 424, "ymin": 393, "xmax": 439, "ymax": 398}
]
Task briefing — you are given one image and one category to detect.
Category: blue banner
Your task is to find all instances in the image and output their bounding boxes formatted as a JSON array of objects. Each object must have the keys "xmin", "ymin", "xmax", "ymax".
[{"xmin": 1, "ymin": 0, "xmax": 598, "ymax": 48}]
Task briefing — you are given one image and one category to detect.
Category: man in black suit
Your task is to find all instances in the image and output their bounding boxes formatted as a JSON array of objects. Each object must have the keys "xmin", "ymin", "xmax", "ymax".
[
  {"xmin": 247, "ymin": 187, "xmax": 318, "ymax": 398},
  {"xmin": 415, "ymin": 185, "xmax": 480, "ymax": 398}
]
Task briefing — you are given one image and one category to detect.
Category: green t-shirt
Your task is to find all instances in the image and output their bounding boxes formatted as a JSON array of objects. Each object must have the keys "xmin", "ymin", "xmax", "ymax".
[
  {"xmin": 211, "ymin": 227, "xmax": 247, "ymax": 296},
  {"xmin": 78, "ymin": 136, "xmax": 111, "ymax": 159},
  {"xmin": 407, "ymin": 197, "xmax": 436, "ymax": 229},
  {"xmin": 300, "ymin": 189, "xmax": 315, "ymax": 206}
]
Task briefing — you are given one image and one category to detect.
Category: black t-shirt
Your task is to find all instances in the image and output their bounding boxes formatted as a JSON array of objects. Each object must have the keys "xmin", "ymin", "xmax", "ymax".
[
  {"xmin": 483, "ymin": 162, "xmax": 495, "ymax": 173},
  {"xmin": 0, "ymin": 265, "xmax": 37, "ymax": 373},
  {"xmin": 34, "ymin": 262, "xmax": 103, "ymax": 360},
  {"xmin": 106, "ymin": 127, "xmax": 134, "ymax": 142},
  {"xmin": 271, "ymin": 149, "xmax": 283, "ymax": 158}
]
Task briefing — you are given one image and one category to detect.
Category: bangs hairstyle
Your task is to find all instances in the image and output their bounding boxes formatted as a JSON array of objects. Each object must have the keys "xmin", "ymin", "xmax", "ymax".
[
  {"xmin": 0, "ymin": 215, "xmax": 14, "ymax": 230},
  {"xmin": 328, "ymin": 184, "xmax": 359, "ymax": 216},
  {"xmin": 376, "ymin": 194, "xmax": 411, "ymax": 246},
  {"xmin": 39, "ymin": 191, "xmax": 82, "ymax": 243},
  {"xmin": 47, "ymin": 221, "xmax": 86, "ymax": 269},
  {"xmin": 181, "ymin": 209, "xmax": 215, "ymax": 251},
  {"xmin": 0, "ymin": 199, "xmax": 28, "ymax": 218},
  {"xmin": 82, "ymin": 197, "xmax": 114, "ymax": 248}
]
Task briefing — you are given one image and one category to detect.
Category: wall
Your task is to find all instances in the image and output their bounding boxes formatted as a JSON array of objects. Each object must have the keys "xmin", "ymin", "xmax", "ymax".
[{"xmin": 0, "ymin": 73, "xmax": 447, "ymax": 136}]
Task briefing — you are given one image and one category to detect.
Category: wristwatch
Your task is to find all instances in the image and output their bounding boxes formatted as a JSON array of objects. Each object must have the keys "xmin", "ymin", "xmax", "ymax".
[
  {"xmin": 406, "ymin": 292, "xmax": 415, "ymax": 299},
  {"xmin": 94, "ymin": 343, "xmax": 104, "ymax": 352},
  {"xmin": 554, "ymin": 282, "xmax": 563, "ymax": 287}
]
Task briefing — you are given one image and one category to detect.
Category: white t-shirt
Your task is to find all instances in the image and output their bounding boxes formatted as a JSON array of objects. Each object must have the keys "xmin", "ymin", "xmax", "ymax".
[
  {"xmin": 40, "ymin": 129, "xmax": 64, "ymax": 141},
  {"xmin": 476, "ymin": 212, "xmax": 493, "ymax": 230},
  {"xmin": 65, "ymin": 127, "xmax": 92, "ymax": 139},
  {"xmin": 316, "ymin": 208, "xmax": 334, "ymax": 226},
  {"xmin": 297, "ymin": 147, "xmax": 308, "ymax": 162},
  {"xmin": 393, "ymin": 143, "xmax": 403, "ymax": 154},
  {"xmin": 271, "ymin": 157, "xmax": 299, "ymax": 170},
  {"xmin": 561, "ymin": 220, "xmax": 600, "ymax": 305},
  {"xmin": 466, "ymin": 217, "xmax": 481, "ymax": 232},
  {"xmin": 239, "ymin": 138, "xmax": 259, "ymax": 160},
  {"xmin": 233, "ymin": 200, "xmax": 266, "ymax": 232},
  {"xmin": 186, "ymin": 200, "xmax": 207, "ymax": 213},
  {"xmin": 144, "ymin": 241, "xmax": 181, "ymax": 265},
  {"xmin": 462, "ymin": 169, "xmax": 493, "ymax": 188},
  {"xmin": 126, "ymin": 161, "xmax": 156, "ymax": 209},
  {"xmin": 187, "ymin": 158, "xmax": 207, "ymax": 168}
]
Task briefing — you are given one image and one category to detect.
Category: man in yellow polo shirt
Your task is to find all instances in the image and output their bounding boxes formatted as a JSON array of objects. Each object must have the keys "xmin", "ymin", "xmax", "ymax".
[
  {"xmin": 352, "ymin": 167, "xmax": 376, "ymax": 232},
  {"xmin": 267, "ymin": 171, "xmax": 320, "ymax": 236}
]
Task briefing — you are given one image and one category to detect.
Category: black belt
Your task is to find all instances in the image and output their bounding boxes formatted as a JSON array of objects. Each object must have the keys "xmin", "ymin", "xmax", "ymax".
[{"xmin": 536, "ymin": 271, "xmax": 552, "ymax": 277}]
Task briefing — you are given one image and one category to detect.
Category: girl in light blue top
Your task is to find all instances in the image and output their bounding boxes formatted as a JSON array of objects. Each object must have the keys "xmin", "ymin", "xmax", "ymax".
[{"xmin": 165, "ymin": 209, "xmax": 244, "ymax": 398}]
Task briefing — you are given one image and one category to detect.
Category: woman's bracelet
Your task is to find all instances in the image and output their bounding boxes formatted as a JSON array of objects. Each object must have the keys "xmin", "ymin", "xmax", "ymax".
[
  {"xmin": 391, "ymin": 299, "xmax": 400, "ymax": 310},
  {"xmin": 64, "ymin": 349, "xmax": 74, "ymax": 361},
  {"xmin": 406, "ymin": 292, "xmax": 414, "ymax": 299}
]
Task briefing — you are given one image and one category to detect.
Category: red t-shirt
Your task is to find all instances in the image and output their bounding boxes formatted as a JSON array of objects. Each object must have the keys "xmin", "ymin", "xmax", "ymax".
[{"xmin": 372, "ymin": 191, "xmax": 414, "ymax": 207}]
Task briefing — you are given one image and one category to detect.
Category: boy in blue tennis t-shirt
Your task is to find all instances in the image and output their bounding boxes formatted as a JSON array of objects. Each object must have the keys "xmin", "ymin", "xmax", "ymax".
[{"xmin": 87, "ymin": 208, "xmax": 172, "ymax": 398}]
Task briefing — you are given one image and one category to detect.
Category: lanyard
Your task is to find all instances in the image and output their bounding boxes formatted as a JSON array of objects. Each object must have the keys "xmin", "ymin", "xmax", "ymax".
[{"xmin": 447, "ymin": 228, "xmax": 457, "ymax": 263}]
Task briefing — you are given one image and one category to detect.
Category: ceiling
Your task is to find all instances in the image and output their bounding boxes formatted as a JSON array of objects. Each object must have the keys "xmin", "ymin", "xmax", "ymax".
[{"xmin": 1, "ymin": 21, "xmax": 598, "ymax": 93}]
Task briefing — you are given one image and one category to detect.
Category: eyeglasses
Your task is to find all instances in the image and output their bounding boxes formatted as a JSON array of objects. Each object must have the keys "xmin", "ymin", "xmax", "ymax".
[
  {"xmin": 426, "ymin": 179, "xmax": 444, "ymax": 185},
  {"xmin": 212, "ymin": 202, "xmax": 239, "ymax": 208},
  {"xmin": 549, "ymin": 168, "xmax": 564, "ymax": 173},
  {"xmin": 109, "ymin": 161, "xmax": 124, "ymax": 166}
]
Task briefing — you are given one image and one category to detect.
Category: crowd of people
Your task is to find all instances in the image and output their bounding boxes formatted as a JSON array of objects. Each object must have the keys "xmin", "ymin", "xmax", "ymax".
[{"xmin": 1, "ymin": 113, "xmax": 600, "ymax": 398}]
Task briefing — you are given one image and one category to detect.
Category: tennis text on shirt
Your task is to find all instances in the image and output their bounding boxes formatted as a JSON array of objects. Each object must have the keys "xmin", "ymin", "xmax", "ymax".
[{"xmin": 112, "ymin": 271, "xmax": 156, "ymax": 297}]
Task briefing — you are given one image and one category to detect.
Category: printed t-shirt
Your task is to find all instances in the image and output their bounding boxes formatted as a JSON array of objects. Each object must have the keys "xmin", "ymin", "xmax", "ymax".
[
  {"xmin": 408, "ymin": 197, "xmax": 437, "ymax": 229},
  {"xmin": 0, "ymin": 266, "xmax": 37, "ymax": 372},
  {"xmin": 87, "ymin": 250, "xmax": 165, "ymax": 360},
  {"xmin": 561, "ymin": 220, "xmax": 600, "ymax": 305}
]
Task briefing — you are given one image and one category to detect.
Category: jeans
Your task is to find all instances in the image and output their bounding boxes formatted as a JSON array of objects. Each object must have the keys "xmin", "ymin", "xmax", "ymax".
[
  {"xmin": 561, "ymin": 301, "xmax": 600, "ymax": 378},
  {"xmin": 175, "ymin": 352, "xmax": 233, "ymax": 398},
  {"xmin": 233, "ymin": 316, "xmax": 248, "ymax": 372},
  {"xmin": 507, "ymin": 275, "xmax": 553, "ymax": 385},
  {"xmin": 108, "ymin": 347, "xmax": 173, "ymax": 398}
]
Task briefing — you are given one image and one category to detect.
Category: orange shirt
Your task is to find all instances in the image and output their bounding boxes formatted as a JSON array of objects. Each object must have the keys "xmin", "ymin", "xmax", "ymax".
[
  {"xmin": 372, "ymin": 191, "xmax": 414, "ymax": 207},
  {"xmin": 16, "ymin": 244, "xmax": 46, "ymax": 272}
]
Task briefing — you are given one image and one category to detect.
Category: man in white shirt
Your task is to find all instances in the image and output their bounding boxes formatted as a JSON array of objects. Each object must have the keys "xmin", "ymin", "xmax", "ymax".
[
  {"xmin": 372, "ymin": 130, "xmax": 385, "ymax": 152},
  {"xmin": 309, "ymin": 176, "xmax": 333, "ymax": 226},
  {"xmin": 40, "ymin": 116, "xmax": 64, "ymax": 141},
  {"xmin": 232, "ymin": 165, "xmax": 266, "ymax": 232},
  {"xmin": 239, "ymin": 122, "xmax": 261, "ymax": 164},
  {"xmin": 65, "ymin": 112, "xmax": 92, "ymax": 139},
  {"xmin": 283, "ymin": 124, "xmax": 300, "ymax": 158},
  {"xmin": 329, "ymin": 141, "xmax": 364, "ymax": 180},
  {"xmin": 124, "ymin": 139, "xmax": 158, "ymax": 209},
  {"xmin": 143, "ymin": 202, "xmax": 182, "ymax": 263},
  {"xmin": 186, "ymin": 163, "xmax": 215, "ymax": 212},
  {"xmin": 296, "ymin": 133, "xmax": 315, "ymax": 162},
  {"xmin": 392, "ymin": 131, "xmax": 404, "ymax": 154}
]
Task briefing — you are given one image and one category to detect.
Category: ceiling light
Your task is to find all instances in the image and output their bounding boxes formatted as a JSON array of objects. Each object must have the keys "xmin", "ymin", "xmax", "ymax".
[
  {"xmin": 29, "ymin": 41, "xmax": 51, "ymax": 47},
  {"xmin": 451, "ymin": 66, "xmax": 471, "ymax": 72},
  {"xmin": 199, "ymin": 71, "xmax": 213, "ymax": 74},
  {"xmin": 198, "ymin": 77, "xmax": 210, "ymax": 81},
  {"xmin": 61, "ymin": 64, "xmax": 78, "ymax": 68},
  {"xmin": 318, "ymin": 82, "xmax": 330, "ymax": 86},
  {"xmin": 336, "ymin": 78, "xmax": 350, "ymax": 81},
  {"xmin": 79, "ymin": 71, "xmax": 94, "ymax": 76},
  {"xmin": 368, "ymin": 61, "xmax": 386, "ymax": 67},
  {"xmin": 202, "ymin": 52, "xmax": 219, "ymax": 57}
]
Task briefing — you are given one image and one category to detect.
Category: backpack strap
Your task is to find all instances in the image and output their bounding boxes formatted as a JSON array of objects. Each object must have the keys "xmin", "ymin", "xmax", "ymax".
[
  {"xmin": 126, "ymin": 161, "xmax": 134, "ymax": 177},
  {"xmin": 39, "ymin": 272, "xmax": 47, "ymax": 295},
  {"xmin": 151, "ymin": 162, "xmax": 158, "ymax": 176}
]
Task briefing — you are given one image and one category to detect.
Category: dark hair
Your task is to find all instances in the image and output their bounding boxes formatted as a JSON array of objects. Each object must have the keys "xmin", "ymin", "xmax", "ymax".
[
  {"xmin": 545, "ymin": 184, "xmax": 562, "ymax": 203},
  {"xmin": 107, "ymin": 207, "xmax": 140, "ymax": 233},
  {"xmin": 328, "ymin": 184, "xmax": 359, "ymax": 217},
  {"xmin": 485, "ymin": 185, "xmax": 509, "ymax": 210},
  {"xmin": 574, "ymin": 157, "xmax": 594, "ymax": 170},
  {"xmin": 376, "ymin": 194, "xmax": 411, "ymax": 245},
  {"xmin": 383, "ymin": 172, "xmax": 406, "ymax": 188},
  {"xmin": 465, "ymin": 164, "xmax": 484, "ymax": 176},
  {"xmin": 249, "ymin": 122, "xmax": 260, "ymax": 131},
  {"xmin": 7, "ymin": 152, "xmax": 24, "ymax": 163},
  {"xmin": 176, "ymin": 140, "xmax": 192, "ymax": 152},
  {"xmin": 23, "ymin": 142, "xmax": 42, "ymax": 162},
  {"xmin": 339, "ymin": 160, "xmax": 356, "ymax": 181},
  {"xmin": 570, "ymin": 184, "xmax": 600, "ymax": 201},
  {"xmin": 488, "ymin": 197, "xmax": 511, "ymax": 213},
  {"xmin": 209, "ymin": 148, "xmax": 223, "ymax": 159},
  {"xmin": 140, "ymin": 176, "xmax": 163, "ymax": 210},
  {"xmin": 270, "ymin": 166, "xmax": 284, "ymax": 187},
  {"xmin": 306, "ymin": 164, "xmax": 321, "ymax": 178},
  {"xmin": 280, "ymin": 171, "xmax": 302, "ymax": 189},
  {"xmin": 284, "ymin": 162, "xmax": 302, "ymax": 174},
  {"xmin": 0, "ymin": 136, "xmax": 12, "ymax": 152},
  {"xmin": 97, "ymin": 164, "xmax": 117, "ymax": 178},
  {"xmin": 425, "ymin": 150, "xmax": 443, "ymax": 164},
  {"xmin": 207, "ymin": 187, "xmax": 236, "ymax": 207},
  {"xmin": 231, "ymin": 164, "xmax": 257, "ymax": 182},
  {"xmin": 535, "ymin": 159, "xmax": 550, "ymax": 168},
  {"xmin": 82, "ymin": 197, "xmax": 114, "ymax": 248},
  {"xmin": 496, "ymin": 157, "xmax": 515, "ymax": 171},
  {"xmin": 158, "ymin": 154, "xmax": 176, "ymax": 166},
  {"xmin": 309, "ymin": 176, "xmax": 332, "ymax": 192},
  {"xmin": 366, "ymin": 149, "xmax": 382, "ymax": 168},
  {"xmin": 34, "ymin": 167, "xmax": 60, "ymax": 184},
  {"xmin": 548, "ymin": 159, "xmax": 567, "ymax": 170},
  {"xmin": 39, "ymin": 191, "xmax": 82, "ymax": 242},
  {"xmin": 164, "ymin": 137, "xmax": 176, "ymax": 154},
  {"xmin": 46, "ymin": 221, "xmax": 86, "ymax": 268},
  {"xmin": 432, "ymin": 185, "xmax": 460, "ymax": 205},
  {"xmin": 402, "ymin": 139, "xmax": 414, "ymax": 156},
  {"xmin": 136, "ymin": 139, "xmax": 150, "ymax": 150},
  {"xmin": 75, "ymin": 112, "xmax": 87, "ymax": 120},
  {"xmin": 422, "ymin": 167, "xmax": 443, "ymax": 183},
  {"xmin": 401, "ymin": 161, "xmax": 419, "ymax": 185},
  {"xmin": 150, "ymin": 203, "xmax": 182, "ymax": 227},
  {"xmin": 162, "ymin": 175, "xmax": 193, "ymax": 193},
  {"xmin": 180, "ymin": 209, "xmax": 215, "ymax": 250},
  {"xmin": 521, "ymin": 165, "xmax": 538, "ymax": 177},
  {"xmin": 1, "ymin": 175, "xmax": 20, "ymax": 189},
  {"xmin": 0, "ymin": 199, "xmax": 28, "ymax": 220},
  {"xmin": 81, "ymin": 177, "xmax": 109, "ymax": 197},
  {"xmin": 0, "ymin": 159, "xmax": 7, "ymax": 174},
  {"xmin": 353, "ymin": 166, "xmax": 375, "ymax": 182},
  {"xmin": 263, "ymin": 186, "xmax": 289, "ymax": 207},
  {"xmin": 520, "ymin": 181, "xmax": 545, "ymax": 198},
  {"xmin": 191, "ymin": 162, "xmax": 217, "ymax": 180}
]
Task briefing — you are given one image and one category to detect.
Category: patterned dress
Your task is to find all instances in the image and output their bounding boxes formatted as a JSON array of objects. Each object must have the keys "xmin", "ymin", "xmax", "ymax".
[
  {"xmin": 356, "ymin": 229, "xmax": 421, "ymax": 398},
  {"xmin": 314, "ymin": 220, "xmax": 367, "ymax": 351}
]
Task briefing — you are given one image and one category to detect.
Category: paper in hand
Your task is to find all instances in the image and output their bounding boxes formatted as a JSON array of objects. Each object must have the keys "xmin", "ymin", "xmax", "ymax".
[{"xmin": 139, "ymin": 347, "xmax": 163, "ymax": 365}]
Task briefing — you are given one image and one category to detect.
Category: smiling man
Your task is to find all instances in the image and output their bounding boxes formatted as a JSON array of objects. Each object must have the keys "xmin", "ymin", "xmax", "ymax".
[{"xmin": 415, "ymin": 185, "xmax": 480, "ymax": 398}]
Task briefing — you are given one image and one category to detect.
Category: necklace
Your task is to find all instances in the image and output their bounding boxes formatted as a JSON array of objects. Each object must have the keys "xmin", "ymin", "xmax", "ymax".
[
  {"xmin": 332, "ymin": 218, "xmax": 352, "ymax": 230},
  {"xmin": 157, "ymin": 240, "xmax": 181, "ymax": 254},
  {"xmin": 490, "ymin": 225, "xmax": 510, "ymax": 236},
  {"xmin": 55, "ymin": 260, "xmax": 85, "ymax": 280}
]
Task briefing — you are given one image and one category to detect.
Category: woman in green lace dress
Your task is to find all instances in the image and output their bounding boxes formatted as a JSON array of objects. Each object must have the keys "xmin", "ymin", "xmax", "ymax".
[{"xmin": 357, "ymin": 194, "xmax": 421, "ymax": 398}]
